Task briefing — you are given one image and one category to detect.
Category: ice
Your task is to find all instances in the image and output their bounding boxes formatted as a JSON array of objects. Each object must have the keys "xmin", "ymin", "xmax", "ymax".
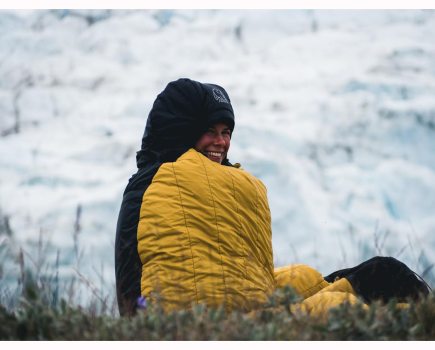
[{"xmin": 1, "ymin": 10, "xmax": 434, "ymax": 305}]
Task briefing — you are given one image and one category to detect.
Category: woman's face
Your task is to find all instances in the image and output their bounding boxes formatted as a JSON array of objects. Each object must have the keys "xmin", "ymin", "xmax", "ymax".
[{"xmin": 195, "ymin": 122, "xmax": 231, "ymax": 164}]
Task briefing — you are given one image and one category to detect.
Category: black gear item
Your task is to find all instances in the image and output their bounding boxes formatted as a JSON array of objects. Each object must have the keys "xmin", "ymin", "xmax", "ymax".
[{"xmin": 324, "ymin": 256, "xmax": 431, "ymax": 304}]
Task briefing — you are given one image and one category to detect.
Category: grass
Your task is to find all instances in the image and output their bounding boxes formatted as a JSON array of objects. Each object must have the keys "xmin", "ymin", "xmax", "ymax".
[
  {"xmin": 0, "ymin": 222, "xmax": 434, "ymax": 340},
  {"xmin": 0, "ymin": 278, "xmax": 434, "ymax": 340},
  {"xmin": 0, "ymin": 252, "xmax": 434, "ymax": 340}
]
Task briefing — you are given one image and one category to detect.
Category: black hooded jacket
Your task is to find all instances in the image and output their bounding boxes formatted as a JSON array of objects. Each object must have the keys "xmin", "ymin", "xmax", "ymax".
[{"xmin": 115, "ymin": 78, "xmax": 235, "ymax": 316}]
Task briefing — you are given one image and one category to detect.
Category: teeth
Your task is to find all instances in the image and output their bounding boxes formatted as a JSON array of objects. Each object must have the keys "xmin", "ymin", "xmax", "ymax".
[{"xmin": 207, "ymin": 152, "xmax": 222, "ymax": 157}]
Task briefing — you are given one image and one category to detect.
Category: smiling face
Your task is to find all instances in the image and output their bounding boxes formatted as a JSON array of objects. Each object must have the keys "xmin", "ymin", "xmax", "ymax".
[{"xmin": 194, "ymin": 122, "xmax": 231, "ymax": 164}]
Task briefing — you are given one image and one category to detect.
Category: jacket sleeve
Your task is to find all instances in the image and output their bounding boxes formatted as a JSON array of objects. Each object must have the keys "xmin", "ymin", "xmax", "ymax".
[
  {"xmin": 115, "ymin": 190, "xmax": 143, "ymax": 316},
  {"xmin": 115, "ymin": 168, "xmax": 154, "ymax": 316}
]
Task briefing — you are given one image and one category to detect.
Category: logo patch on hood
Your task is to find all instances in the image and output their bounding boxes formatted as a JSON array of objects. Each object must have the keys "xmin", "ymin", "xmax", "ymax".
[{"xmin": 212, "ymin": 88, "xmax": 229, "ymax": 103}]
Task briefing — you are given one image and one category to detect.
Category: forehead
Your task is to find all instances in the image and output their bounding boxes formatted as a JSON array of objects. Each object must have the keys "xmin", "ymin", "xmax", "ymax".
[{"xmin": 209, "ymin": 122, "xmax": 231, "ymax": 130}]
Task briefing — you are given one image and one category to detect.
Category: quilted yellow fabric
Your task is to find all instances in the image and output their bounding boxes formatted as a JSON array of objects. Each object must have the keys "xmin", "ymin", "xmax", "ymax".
[
  {"xmin": 137, "ymin": 149, "xmax": 275, "ymax": 312},
  {"xmin": 137, "ymin": 148, "xmax": 364, "ymax": 316},
  {"xmin": 274, "ymin": 264, "xmax": 330, "ymax": 299},
  {"xmin": 274, "ymin": 264, "xmax": 362, "ymax": 318},
  {"xmin": 292, "ymin": 278, "xmax": 362, "ymax": 317}
]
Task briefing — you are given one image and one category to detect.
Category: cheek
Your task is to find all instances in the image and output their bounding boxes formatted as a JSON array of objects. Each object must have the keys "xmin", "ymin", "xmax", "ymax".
[
  {"xmin": 195, "ymin": 136, "xmax": 211, "ymax": 150},
  {"xmin": 225, "ymin": 138, "xmax": 231, "ymax": 150}
]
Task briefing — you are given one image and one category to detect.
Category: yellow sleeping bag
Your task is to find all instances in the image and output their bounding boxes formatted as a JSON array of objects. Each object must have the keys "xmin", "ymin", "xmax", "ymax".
[
  {"xmin": 274, "ymin": 264, "xmax": 362, "ymax": 318},
  {"xmin": 137, "ymin": 148, "xmax": 363, "ymax": 316},
  {"xmin": 137, "ymin": 149, "xmax": 275, "ymax": 312}
]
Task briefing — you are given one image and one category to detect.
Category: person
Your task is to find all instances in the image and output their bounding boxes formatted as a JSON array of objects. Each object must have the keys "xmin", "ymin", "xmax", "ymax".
[
  {"xmin": 115, "ymin": 78, "xmax": 431, "ymax": 317},
  {"xmin": 115, "ymin": 78, "xmax": 274, "ymax": 316}
]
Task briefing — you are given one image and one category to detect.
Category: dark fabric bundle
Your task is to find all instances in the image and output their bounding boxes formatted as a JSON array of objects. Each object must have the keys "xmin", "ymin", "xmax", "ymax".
[{"xmin": 324, "ymin": 256, "xmax": 431, "ymax": 304}]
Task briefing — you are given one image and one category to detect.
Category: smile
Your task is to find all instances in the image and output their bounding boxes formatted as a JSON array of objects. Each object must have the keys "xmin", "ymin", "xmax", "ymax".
[{"xmin": 206, "ymin": 151, "xmax": 223, "ymax": 158}]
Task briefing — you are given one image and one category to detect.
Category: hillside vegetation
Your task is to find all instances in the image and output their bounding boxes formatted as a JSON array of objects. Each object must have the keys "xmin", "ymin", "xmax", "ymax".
[{"xmin": 1, "ymin": 268, "xmax": 434, "ymax": 340}]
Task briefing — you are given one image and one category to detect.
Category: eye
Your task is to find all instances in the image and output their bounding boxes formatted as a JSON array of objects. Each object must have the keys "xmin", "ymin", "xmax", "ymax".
[{"xmin": 222, "ymin": 129, "xmax": 231, "ymax": 137}]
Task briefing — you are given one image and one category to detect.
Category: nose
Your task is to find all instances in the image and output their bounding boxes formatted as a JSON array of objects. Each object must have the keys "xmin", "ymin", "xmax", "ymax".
[{"xmin": 213, "ymin": 134, "xmax": 226, "ymax": 146}]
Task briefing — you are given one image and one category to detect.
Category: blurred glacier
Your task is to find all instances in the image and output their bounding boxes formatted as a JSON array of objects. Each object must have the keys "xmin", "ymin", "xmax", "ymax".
[{"xmin": 0, "ymin": 9, "xmax": 434, "ymax": 304}]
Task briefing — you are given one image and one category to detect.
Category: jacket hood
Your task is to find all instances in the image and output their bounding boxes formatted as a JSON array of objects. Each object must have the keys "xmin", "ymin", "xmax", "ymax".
[{"xmin": 136, "ymin": 78, "xmax": 235, "ymax": 168}]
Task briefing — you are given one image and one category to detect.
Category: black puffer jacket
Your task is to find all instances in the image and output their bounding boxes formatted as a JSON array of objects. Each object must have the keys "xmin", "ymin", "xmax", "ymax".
[{"xmin": 115, "ymin": 78, "xmax": 235, "ymax": 316}]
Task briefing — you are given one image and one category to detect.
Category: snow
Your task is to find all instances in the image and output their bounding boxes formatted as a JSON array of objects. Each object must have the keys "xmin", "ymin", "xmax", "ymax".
[{"xmin": 1, "ymin": 9, "xmax": 434, "ymax": 305}]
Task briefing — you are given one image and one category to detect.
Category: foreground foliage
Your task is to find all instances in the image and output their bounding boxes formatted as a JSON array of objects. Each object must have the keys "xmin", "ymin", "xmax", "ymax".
[{"xmin": 1, "ymin": 279, "xmax": 434, "ymax": 340}]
